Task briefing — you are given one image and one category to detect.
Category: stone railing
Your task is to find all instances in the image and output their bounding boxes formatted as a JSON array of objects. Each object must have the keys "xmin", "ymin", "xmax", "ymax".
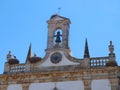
[
  {"xmin": 8, "ymin": 57, "xmax": 109, "ymax": 73},
  {"xmin": 9, "ymin": 64, "xmax": 26, "ymax": 73},
  {"xmin": 90, "ymin": 57, "xmax": 109, "ymax": 67}
]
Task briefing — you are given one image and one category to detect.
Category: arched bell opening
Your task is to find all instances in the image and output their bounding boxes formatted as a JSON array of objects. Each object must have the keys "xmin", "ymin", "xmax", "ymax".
[{"xmin": 53, "ymin": 29, "xmax": 63, "ymax": 47}]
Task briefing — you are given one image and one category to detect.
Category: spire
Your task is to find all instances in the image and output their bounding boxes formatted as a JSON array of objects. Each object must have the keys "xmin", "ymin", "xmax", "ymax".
[
  {"xmin": 84, "ymin": 38, "xmax": 90, "ymax": 58},
  {"xmin": 26, "ymin": 43, "xmax": 32, "ymax": 63}
]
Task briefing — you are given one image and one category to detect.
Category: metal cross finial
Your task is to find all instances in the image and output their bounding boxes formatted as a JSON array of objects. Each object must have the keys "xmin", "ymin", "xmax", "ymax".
[{"xmin": 58, "ymin": 8, "xmax": 61, "ymax": 15}]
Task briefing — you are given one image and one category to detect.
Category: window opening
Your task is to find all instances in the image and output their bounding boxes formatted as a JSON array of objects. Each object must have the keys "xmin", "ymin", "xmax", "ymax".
[{"xmin": 54, "ymin": 30, "xmax": 62, "ymax": 45}]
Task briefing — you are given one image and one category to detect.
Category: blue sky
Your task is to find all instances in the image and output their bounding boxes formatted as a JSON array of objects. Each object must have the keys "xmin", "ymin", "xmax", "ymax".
[{"xmin": 0, "ymin": 0, "xmax": 120, "ymax": 73}]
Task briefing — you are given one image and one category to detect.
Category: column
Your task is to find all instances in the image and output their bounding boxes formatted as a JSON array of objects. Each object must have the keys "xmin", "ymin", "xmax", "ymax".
[
  {"xmin": 110, "ymin": 79, "xmax": 119, "ymax": 90},
  {"xmin": 0, "ymin": 85, "xmax": 7, "ymax": 90},
  {"xmin": 84, "ymin": 80, "xmax": 91, "ymax": 90},
  {"xmin": 22, "ymin": 84, "xmax": 29, "ymax": 90}
]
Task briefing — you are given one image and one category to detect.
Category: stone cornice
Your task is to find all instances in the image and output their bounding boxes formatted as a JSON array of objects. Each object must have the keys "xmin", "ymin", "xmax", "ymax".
[{"xmin": 0, "ymin": 66, "xmax": 119, "ymax": 85}]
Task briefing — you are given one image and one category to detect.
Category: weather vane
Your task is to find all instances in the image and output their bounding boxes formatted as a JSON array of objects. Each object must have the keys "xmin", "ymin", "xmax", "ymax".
[{"xmin": 58, "ymin": 8, "xmax": 61, "ymax": 15}]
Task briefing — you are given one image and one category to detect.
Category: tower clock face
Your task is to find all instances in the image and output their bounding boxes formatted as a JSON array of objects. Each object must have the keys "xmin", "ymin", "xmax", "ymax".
[{"xmin": 50, "ymin": 52, "xmax": 62, "ymax": 64}]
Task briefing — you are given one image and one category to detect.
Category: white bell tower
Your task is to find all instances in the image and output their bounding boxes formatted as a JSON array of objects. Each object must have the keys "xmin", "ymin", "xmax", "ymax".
[{"xmin": 46, "ymin": 14, "xmax": 71, "ymax": 51}]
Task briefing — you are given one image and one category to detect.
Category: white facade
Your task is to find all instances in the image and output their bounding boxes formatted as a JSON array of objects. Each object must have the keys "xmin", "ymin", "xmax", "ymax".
[
  {"xmin": 92, "ymin": 79, "xmax": 111, "ymax": 90},
  {"xmin": 7, "ymin": 84, "xmax": 22, "ymax": 90},
  {"xmin": 7, "ymin": 79, "xmax": 112, "ymax": 90},
  {"xmin": 29, "ymin": 81, "xmax": 84, "ymax": 90}
]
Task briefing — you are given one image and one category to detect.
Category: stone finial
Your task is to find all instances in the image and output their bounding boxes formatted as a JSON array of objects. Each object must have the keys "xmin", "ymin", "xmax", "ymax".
[
  {"xmin": 6, "ymin": 51, "xmax": 12, "ymax": 60},
  {"xmin": 108, "ymin": 40, "xmax": 116, "ymax": 66},
  {"xmin": 109, "ymin": 41, "xmax": 114, "ymax": 53}
]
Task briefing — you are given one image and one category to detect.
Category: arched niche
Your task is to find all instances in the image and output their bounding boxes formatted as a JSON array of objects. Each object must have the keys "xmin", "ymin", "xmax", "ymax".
[{"xmin": 54, "ymin": 29, "xmax": 63, "ymax": 46}]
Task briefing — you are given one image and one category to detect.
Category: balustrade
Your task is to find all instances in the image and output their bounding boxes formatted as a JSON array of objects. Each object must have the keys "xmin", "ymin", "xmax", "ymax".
[
  {"xmin": 90, "ymin": 57, "xmax": 109, "ymax": 67},
  {"xmin": 10, "ymin": 64, "xmax": 26, "ymax": 73}
]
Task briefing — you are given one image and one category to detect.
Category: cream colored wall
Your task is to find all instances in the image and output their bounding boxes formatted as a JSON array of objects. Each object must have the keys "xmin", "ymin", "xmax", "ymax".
[
  {"xmin": 29, "ymin": 82, "xmax": 54, "ymax": 90},
  {"xmin": 7, "ymin": 81, "xmax": 84, "ymax": 90},
  {"xmin": 7, "ymin": 79, "xmax": 111, "ymax": 90},
  {"xmin": 29, "ymin": 81, "xmax": 84, "ymax": 90},
  {"xmin": 7, "ymin": 84, "xmax": 22, "ymax": 90},
  {"xmin": 91, "ymin": 79, "xmax": 111, "ymax": 90}
]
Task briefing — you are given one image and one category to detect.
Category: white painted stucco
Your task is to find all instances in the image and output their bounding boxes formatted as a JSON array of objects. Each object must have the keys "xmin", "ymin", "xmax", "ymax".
[
  {"xmin": 39, "ymin": 51, "xmax": 79, "ymax": 67},
  {"xmin": 29, "ymin": 81, "xmax": 84, "ymax": 90},
  {"xmin": 91, "ymin": 79, "xmax": 111, "ymax": 90},
  {"xmin": 29, "ymin": 82, "xmax": 54, "ymax": 90},
  {"xmin": 7, "ymin": 84, "xmax": 22, "ymax": 90},
  {"xmin": 57, "ymin": 81, "xmax": 84, "ymax": 90},
  {"xmin": 7, "ymin": 80, "xmax": 112, "ymax": 90}
]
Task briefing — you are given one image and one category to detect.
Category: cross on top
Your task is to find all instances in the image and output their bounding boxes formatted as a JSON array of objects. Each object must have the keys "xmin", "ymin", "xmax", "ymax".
[{"xmin": 58, "ymin": 8, "xmax": 61, "ymax": 15}]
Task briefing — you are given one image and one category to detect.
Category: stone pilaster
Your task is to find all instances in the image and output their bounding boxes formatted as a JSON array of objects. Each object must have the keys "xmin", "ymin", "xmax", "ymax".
[
  {"xmin": 0, "ymin": 85, "xmax": 7, "ymax": 90},
  {"xmin": 83, "ymin": 58, "xmax": 90, "ymax": 68},
  {"xmin": 22, "ymin": 84, "xmax": 29, "ymax": 90},
  {"xmin": 84, "ymin": 80, "xmax": 91, "ymax": 90},
  {"xmin": 4, "ymin": 62, "xmax": 10, "ymax": 74},
  {"xmin": 110, "ymin": 79, "xmax": 119, "ymax": 90}
]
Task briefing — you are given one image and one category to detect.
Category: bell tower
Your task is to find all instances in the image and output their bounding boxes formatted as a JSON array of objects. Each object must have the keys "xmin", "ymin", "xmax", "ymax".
[
  {"xmin": 1, "ymin": 14, "xmax": 120, "ymax": 90},
  {"xmin": 46, "ymin": 14, "xmax": 71, "ymax": 51}
]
